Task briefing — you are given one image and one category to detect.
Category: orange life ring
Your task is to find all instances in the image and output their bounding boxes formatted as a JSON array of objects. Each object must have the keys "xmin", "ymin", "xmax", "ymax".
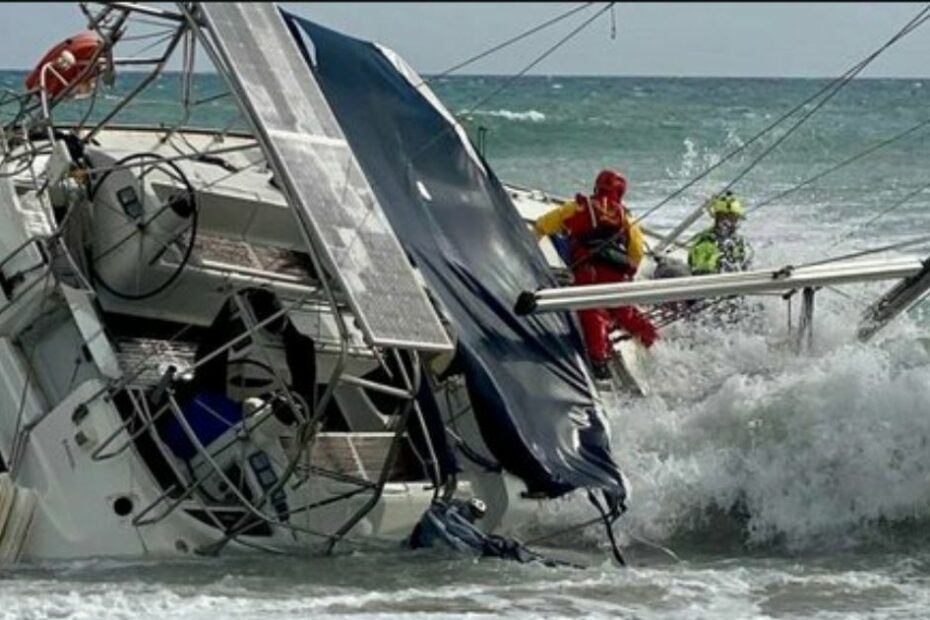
[{"xmin": 24, "ymin": 31, "xmax": 104, "ymax": 99}]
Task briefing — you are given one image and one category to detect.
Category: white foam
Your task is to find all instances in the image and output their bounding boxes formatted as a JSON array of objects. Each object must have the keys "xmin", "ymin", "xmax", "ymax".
[
  {"xmin": 466, "ymin": 109, "xmax": 547, "ymax": 122},
  {"xmin": 521, "ymin": 206, "xmax": 930, "ymax": 553},
  {"xmin": 605, "ymin": 290, "xmax": 930, "ymax": 551},
  {"xmin": 4, "ymin": 556, "xmax": 927, "ymax": 620}
]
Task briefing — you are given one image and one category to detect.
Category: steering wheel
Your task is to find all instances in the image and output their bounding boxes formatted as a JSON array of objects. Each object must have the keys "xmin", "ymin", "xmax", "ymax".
[{"xmin": 88, "ymin": 152, "xmax": 198, "ymax": 300}]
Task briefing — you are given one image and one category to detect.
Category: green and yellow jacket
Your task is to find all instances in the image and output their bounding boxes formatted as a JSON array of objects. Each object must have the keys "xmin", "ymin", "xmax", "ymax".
[{"xmin": 688, "ymin": 227, "xmax": 753, "ymax": 275}]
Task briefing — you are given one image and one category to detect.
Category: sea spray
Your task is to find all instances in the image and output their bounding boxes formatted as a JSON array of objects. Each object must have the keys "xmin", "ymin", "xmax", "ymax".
[{"xmin": 597, "ymin": 297, "xmax": 930, "ymax": 552}]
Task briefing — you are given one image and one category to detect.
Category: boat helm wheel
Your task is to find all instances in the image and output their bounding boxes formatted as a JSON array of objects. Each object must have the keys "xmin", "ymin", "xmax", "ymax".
[{"xmin": 88, "ymin": 152, "xmax": 198, "ymax": 301}]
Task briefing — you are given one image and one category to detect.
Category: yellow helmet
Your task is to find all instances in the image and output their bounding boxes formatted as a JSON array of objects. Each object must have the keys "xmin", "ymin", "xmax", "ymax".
[{"xmin": 708, "ymin": 191, "xmax": 745, "ymax": 218}]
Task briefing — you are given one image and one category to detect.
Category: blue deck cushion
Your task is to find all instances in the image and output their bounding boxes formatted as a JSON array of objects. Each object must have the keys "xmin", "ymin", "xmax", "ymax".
[{"xmin": 161, "ymin": 391, "xmax": 243, "ymax": 462}]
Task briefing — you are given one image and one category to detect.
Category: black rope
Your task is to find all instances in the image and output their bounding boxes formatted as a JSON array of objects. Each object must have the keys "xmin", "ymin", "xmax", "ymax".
[
  {"xmin": 192, "ymin": 91, "xmax": 232, "ymax": 107},
  {"xmin": 453, "ymin": 438, "xmax": 503, "ymax": 473},
  {"xmin": 588, "ymin": 489, "xmax": 626, "ymax": 566},
  {"xmin": 416, "ymin": 2, "xmax": 597, "ymax": 87},
  {"xmin": 635, "ymin": 2, "xmax": 930, "ymax": 225},
  {"xmin": 523, "ymin": 515, "xmax": 604, "ymax": 546}
]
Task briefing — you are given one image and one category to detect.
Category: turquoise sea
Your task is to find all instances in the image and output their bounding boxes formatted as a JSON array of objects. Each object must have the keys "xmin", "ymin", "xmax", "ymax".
[{"xmin": 5, "ymin": 68, "xmax": 930, "ymax": 619}]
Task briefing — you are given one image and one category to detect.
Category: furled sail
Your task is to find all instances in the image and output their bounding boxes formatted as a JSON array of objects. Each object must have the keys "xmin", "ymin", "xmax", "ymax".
[{"xmin": 283, "ymin": 12, "xmax": 627, "ymax": 502}]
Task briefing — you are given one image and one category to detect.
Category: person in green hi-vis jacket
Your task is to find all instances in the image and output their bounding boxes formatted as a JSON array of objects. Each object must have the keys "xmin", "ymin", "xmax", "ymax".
[{"xmin": 688, "ymin": 191, "xmax": 753, "ymax": 275}]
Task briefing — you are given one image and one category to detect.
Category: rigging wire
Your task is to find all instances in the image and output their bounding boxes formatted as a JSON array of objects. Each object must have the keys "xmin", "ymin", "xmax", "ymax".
[
  {"xmin": 123, "ymin": 27, "xmax": 178, "ymax": 59},
  {"xmin": 522, "ymin": 508, "xmax": 682, "ymax": 564},
  {"xmin": 523, "ymin": 515, "xmax": 602, "ymax": 546},
  {"xmin": 635, "ymin": 2, "xmax": 930, "ymax": 225},
  {"xmin": 775, "ymin": 181, "xmax": 930, "ymax": 309},
  {"xmin": 569, "ymin": 3, "xmax": 930, "ymax": 276},
  {"xmin": 609, "ymin": 2, "xmax": 617, "ymax": 39},
  {"xmin": 659, "ymin": 113, "xmax": 930, "ymax": 251},
  {"xmin": 828, "ymin": 180, "xmax": 930, "ymax": 249},
  {"xmin": 745, "ymin": 116, "xmax": 930, "ymax": 217},
  {"xmin": 795, "ymin": 233, "xmax": 930, "ymax": 271},
  {"xmin": 717, "ymin": 5, "xmax": 930, "ymax": 196},
  {"xmin": 410, "ymin": 3, "xmax": 615, "ymax": 163},
  {"xmin": 460, "ymin": 3, "xmax": 615, "ymax": 119},
  {"xmin": 118, "ymin": 27, "xmax": 178, "ymax": 42},
  {"xmin": 127, "ymin": 15, "xmax": 182, "ymax": 29},
  {"xmin": 415, "ymin": 2, "xmax": 597, "ymax": 87}
]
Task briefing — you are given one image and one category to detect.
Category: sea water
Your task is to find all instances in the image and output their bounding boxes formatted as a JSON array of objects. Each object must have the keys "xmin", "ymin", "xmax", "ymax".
[{"xmin": 4, "ymin": 70, "xmax": 930, "ymax": 618}]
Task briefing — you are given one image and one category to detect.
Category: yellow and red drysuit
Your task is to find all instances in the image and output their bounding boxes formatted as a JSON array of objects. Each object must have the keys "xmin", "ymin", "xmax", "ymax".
[{"xmin": 534, "ymin": 170, "xmax": 658, "ymax": 363}]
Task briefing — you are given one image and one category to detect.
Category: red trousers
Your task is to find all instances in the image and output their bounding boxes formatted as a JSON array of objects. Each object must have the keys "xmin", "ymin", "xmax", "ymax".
[{"xmin": 573, "ymin": 262, "xmax": 658, "ymax": 362}]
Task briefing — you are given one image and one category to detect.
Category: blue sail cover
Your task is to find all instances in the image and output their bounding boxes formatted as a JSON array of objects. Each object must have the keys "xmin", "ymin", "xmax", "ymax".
[{"xmin": 283, "ymin": 13, "xmax": 626, "ymax": 503}]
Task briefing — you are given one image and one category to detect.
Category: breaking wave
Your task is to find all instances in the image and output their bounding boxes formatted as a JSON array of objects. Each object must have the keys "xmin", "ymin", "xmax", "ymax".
[
  {"xmin": 467, "ymin": 108, "xmax": 547, "ymax": 122},
  {"xmin": 591, "ymin": 290, "xmax": 930, "ymax": 553},
  {"xmin": 520, "ymin": 171, "xmax": 930, "ymax": 553}
]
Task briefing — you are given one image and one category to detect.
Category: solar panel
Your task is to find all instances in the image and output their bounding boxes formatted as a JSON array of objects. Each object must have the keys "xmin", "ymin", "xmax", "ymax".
[{"xmin": 198, "ymin": 3, "xmax": 451, "ymax": 351}]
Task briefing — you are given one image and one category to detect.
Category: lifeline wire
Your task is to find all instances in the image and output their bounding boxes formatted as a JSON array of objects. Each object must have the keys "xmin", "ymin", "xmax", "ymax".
[
  {"xmin": 745, "ymin": 115, "xmax": 930, "ymax": 216},
  {"xmin": 635, "ymin": 2, "xmax": 930, "ymax": 224},
  {"xmin": 828, "ymin": 180, "xmax": 930, "ymax": 248},
  {"xmin": 716, "ymin": 6, "xmax": 930, "ymax": 196},
  {"xmin": 410, "ymin": 3, "xmax": 615, "ymax": 163},
  {"xmin": 417, "ymin": 2, "xmax": 597, "ymax": 87},
  {"xmin": 794, "ymin": 234, "xmax": 930, "ymax": 271},
  {"xmin": 573, "ymin": 3, "xmax": 930, "ymax": 272}
]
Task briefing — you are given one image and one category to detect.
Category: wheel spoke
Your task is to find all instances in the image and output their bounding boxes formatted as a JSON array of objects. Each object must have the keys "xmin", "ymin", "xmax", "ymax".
[
  {"xmin": 91, "ymin": 226, "xmax": 142, "ymax": 263},
  {"xmin": 96, "ymin": 215, "xmax": 141, "ymax": 239},
  {"xmin": 88, "ymin": 152, "xmax": 197, "ymax": 300},
  {"xmin": 147, "ymin": 221, "xmax": 195, "ymax": 265},
  {"xmin": 135, "ymin": 232, "xmax": 144, "ymax": 296}
]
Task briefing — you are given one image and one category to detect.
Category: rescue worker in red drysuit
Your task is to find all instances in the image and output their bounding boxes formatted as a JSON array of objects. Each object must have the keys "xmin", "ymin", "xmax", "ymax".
[{"xmin": 534, "ymin": 170, "xmax": 658, "ymax": 380}]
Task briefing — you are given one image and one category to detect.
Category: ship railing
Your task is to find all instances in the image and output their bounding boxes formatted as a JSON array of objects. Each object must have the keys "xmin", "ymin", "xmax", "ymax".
[
  {"xmin": 0, "ymin": 236, "xmax": 49, "ymax": 298},
  {"xmin": 89, "ymin": 289, "xmax": 314, "ymax": 462},
  {"xmin": 0, "ymin": 236, "xmax": 56, "ymax": 329},
  {"xmin": 102, "ymin": 356, "xmax": 432, "ymax": 553},
  {"xmin": 10, "ymin": 0, "xmax": 452, "ymax": 553},
  {"xmin": 82, "ymin": 285, "xmax": 439, "ymax": 553}
]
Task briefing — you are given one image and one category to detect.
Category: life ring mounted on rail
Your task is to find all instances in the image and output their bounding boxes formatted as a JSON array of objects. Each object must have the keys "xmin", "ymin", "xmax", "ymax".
[{"xmin": 24, "ymin": 31, "xmax": 105, "ymax": 100}]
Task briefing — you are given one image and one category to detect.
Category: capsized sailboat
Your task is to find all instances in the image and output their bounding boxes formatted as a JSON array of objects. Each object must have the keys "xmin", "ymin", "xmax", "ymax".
[{"xmin": 0, "ymin": 1, "xmax": 627, "ymax": 563}]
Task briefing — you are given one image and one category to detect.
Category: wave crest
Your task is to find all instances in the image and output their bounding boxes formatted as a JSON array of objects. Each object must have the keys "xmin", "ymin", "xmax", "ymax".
[
  {"xmin": 613, "ymin": 304, "xmax": 930, "ymax": 551},
  {"xmin": 467, "ymin": 108, "xmax": 547, "ymax": 122}
]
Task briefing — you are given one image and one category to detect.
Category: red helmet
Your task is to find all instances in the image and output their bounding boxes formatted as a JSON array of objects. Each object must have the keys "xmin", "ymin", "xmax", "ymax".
[{"xmin": 594, "ymin": 169, "xmax": 627, "ymax": 200}]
